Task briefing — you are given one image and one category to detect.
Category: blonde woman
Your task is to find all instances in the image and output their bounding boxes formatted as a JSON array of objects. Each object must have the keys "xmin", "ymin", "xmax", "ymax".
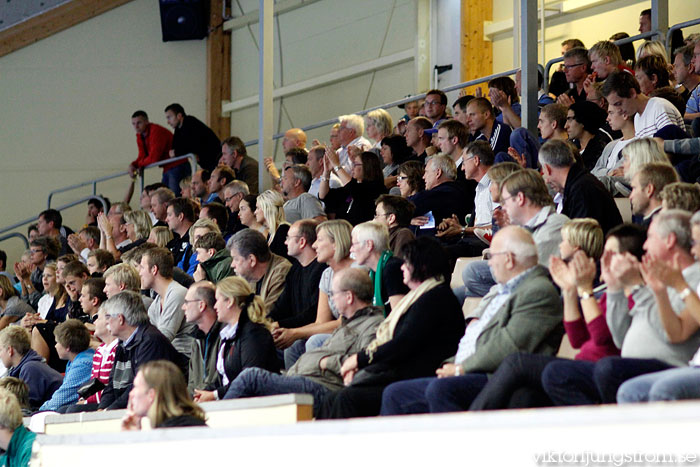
[
  {"xmin": 122, "ymin": 360, "xmax": 207, "ymax": 430},
  {"xmin": 193, "ymin": 277, "xmax": 280, "ymax": 402},
  {"xmin": 364, "ymin": 109, "xmax": 394, "ymax": 149},
  {"xmin": 255, "ymin": 190, "xmax": 290, "ymax": 259},
  {"xmin": 621, "ymin": 137, "xmax": 671, "ymax": 179},
  {"xmin": 123, "ymin": 210, "xmax": 153, "ymax": 245},
  {"xmin": 147, "ymin": 226, "xmax": 173, "ymax": 248}
]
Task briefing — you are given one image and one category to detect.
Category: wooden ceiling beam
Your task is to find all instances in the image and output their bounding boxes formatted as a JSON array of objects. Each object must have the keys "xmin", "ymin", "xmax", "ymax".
[{"xmin": 0, "ymin": 0, "xmax": 135, "ymax": 58}]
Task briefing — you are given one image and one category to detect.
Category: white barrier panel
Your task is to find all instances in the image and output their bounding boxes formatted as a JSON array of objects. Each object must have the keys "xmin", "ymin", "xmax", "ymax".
[
  {"xmin": 33, "ymin": 400, "xmax": 700, "ymax": 466},
  {"xmin": 38, "ymin": 394, "xmax": 313, "ymax": 435}
]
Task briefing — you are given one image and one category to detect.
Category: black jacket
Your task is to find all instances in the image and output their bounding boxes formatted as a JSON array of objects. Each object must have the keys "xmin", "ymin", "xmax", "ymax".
[
  {"xmin": 99, "ymin": 324, "xmax": 186, "ymax": 410},
  {"xmin": 410, "ymin": 181, "xmax": 471, "ymax": 236},
  {"xmin": 172, "ymin": 115, "xmax": 221, "ymax": 172},
  {"xmin": 209, "ymin": 311, "xmax": 281, "ymax": 399},
  {"xmin": 562, "ymin": 162, "xmax": 623, "ymax": 234},
  {"xmin": 355, "ymin": 283, "xmax": 465, "ymax": 386}
]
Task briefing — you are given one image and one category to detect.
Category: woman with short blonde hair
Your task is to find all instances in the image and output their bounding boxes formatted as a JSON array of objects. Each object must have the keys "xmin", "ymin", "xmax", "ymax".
[
  {"xmin": 147, "ymin": 226, "xmax": 173, "ymax": 248},
  {"xmin": 123, "ymin": 210, "xmax": 153, "ymax": 241}
]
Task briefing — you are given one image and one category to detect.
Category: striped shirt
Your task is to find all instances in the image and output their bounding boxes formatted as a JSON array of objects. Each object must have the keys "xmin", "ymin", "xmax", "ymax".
[
  {"xmin": 634, "ymin": 97, "xmax": 685, "ymax": 138},
  {"xmin": 86, "ymin": 339, "xmax": 118, "ymax": 404}
]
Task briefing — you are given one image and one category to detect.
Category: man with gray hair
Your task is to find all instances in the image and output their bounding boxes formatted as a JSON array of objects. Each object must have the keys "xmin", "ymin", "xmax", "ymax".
[
  {"xmin": 381, "ymin": 225, "xmax": 563, "ymax": 415},
  {"xmin": 98, "ymin": 291, "xmax": 184, "ymax": 410},
  {"xmin": 228, "ymin": 229, "xmax": 292, "ymax": 312},
  {"xmin": 539, "ymin": 139, "xmax": 622, "ymax": 233},
  {"xmin": 543, "ymin": 209, "xmax": 700, "ymax": 406},
  {"xmin": 336, "ymin": 114, "xmax": 371, "ymax": 171},
  {"xmin": 222, "ymin": 267, "xmax": 384, "ymax": 416},
  {"xmin": 223, "ymin": 180, "xmax": 250, "ymax": 235},
  {"xmin": 281, "ymin": 164, "xmax": 326, "ymax": 223},
  {"xmin": 349, "ymin": 221, "xmax": 408, "ymax": 315},
  {"xmin": 410, "ymin": 154, "xmax": 471, "ymax": 237}
]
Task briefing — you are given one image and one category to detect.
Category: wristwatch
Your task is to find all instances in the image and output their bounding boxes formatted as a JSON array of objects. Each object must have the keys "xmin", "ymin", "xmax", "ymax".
[
  {"xmin": 578, "ymin": 290, "xmax": 595, "ymax": 301},
  {"xmin": 333, "ymin": 165, "xmax": 341, "ymax": 173},
  {"xmin": 679, "ymin": 287, "xmax": 693, "ymax": 300}
]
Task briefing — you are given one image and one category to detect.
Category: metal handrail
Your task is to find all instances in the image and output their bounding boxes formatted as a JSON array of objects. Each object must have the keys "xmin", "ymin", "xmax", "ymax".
[
  {"xmin": 0, "ymin": 154, "xmax": 198, "ymax": 250},
  {"xmin": 47, "ymin": 154, "xmax": 198, "ymax": 209},
  {"xmin": 243, "ymin": 69, "xmax": 519, "ymax": 147},
  {"xmin": 667, "ymin": 18, "xmax": 700, "ymax": 55},
  {"xmin": 543, "ymin": 30, "xmax": 661, "ymax": 93},
  {"xmin": 0, "ymin": 233, "xmax": 29, "ymax": 250}
]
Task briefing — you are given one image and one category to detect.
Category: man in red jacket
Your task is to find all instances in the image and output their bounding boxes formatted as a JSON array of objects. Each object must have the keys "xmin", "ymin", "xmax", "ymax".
[{"xmin": 128, "ymin": 110, "xmax": 183, "ymax": 194}]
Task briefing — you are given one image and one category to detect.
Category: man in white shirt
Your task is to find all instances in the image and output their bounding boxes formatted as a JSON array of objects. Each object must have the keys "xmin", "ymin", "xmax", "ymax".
[
  {"xmin": 602, "ymin": 70, "xmax": 685, "ymax": 138},
  {"xmin": 335, "ymin": 114, "xmax": 371, "ymax": 171}
]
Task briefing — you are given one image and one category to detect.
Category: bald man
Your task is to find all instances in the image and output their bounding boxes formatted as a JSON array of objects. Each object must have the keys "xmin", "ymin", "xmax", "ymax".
[
  {"xmin": 282, "ymin": 128, "xmax": 307, "ymax": 152},
  {"xmin": 381, "ymin": 225, "xmax": 563, "ymax": 415}
]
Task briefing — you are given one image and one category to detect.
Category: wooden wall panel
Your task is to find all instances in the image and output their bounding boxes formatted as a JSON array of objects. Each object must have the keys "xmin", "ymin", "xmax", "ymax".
[
  {"xmin": 206, "ymin": 0, "xmax": 231, "ymax": 139},
  {"xmin": 461, "ymin": 0, "xmax": 493, "ymax": 95}
]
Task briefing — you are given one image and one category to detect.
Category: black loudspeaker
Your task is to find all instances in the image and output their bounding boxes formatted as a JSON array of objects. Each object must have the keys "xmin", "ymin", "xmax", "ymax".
[{"xmin": 159, "ymin": 0, "xmax": 209, "ymax": 42}]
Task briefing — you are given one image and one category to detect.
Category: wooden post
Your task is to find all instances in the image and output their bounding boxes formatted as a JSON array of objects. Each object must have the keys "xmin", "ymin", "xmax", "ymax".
[
  {"xmin": 460, "ymin": 0, "xmax": 493, "ymax": 95},
  {"xmin": 206, "ymin": 0, "xmax": 232, "ymax": 140}
]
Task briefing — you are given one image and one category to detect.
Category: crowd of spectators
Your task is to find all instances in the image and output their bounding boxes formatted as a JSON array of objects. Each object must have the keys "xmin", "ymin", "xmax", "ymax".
[{"xmin": 4, "ymin": 8, "xmax": 700, "ymax": 463}]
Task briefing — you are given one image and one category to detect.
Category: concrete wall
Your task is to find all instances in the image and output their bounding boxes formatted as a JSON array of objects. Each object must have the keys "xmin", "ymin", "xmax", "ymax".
[
  {"xmin": 227, "ymin": 0, "xmax": 417, "ymax": 158},
  {"xmin": 0, "ymin": 0, "xmax": 206, "ymax": 261}
]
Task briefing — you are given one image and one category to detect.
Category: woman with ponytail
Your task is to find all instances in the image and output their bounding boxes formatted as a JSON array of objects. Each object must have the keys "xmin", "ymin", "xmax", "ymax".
[{"xmin": 193, "ymin": 277, "xmax": 280, "ymax": 402}]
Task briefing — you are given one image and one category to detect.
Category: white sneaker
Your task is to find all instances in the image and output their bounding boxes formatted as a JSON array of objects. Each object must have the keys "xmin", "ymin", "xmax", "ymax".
[{"xmin": 474, "ymin": 228, "xmax": 492, "ymax": 246}]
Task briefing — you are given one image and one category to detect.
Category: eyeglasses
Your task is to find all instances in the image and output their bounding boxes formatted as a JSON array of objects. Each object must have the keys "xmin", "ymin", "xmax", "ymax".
[
  {"xmin": 424, "ymin": 100, "xmax": 442, "ymax": 106},
  {"xmin": 329, "ymin": 289, "xmax": 348, "ymax": 298},
  {"xmin": 483, "ymin": 251, "xmax": 509, "ymax": 260},
  {"xmin": 563, "ymin": 63, "xmax": 586, "ymax": 69},
  {"xmin": 397, "ymin": 176, "xmax": 409, "ymax": 181}
]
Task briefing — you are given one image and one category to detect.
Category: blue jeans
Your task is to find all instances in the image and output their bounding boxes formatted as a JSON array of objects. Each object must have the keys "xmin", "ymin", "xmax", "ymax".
[
  {"xmin": 381, "ymin": 374, "xmax": 489, "ymax": 415},
  {"xmin": 162, "ymin": 162, "xmax": 192, "ymax": 196},
  {"xmin": 306, "ymin": 334, "xmax": 330, "ymax": 351},
  {"xmin": 541, "ymin": 360, "xmax": 599, "ymax": 406},
  {"xmin": 222, "ymin": 367, "xmax": 331, "ymax": 415},
  {"xmin": 462, "ymin": 260, "xmax": 495, "ymax": 298},
  {"xmin": 617, "ymin": 366, "xmax": 700, "ymax": 403},
  {"xmin": 283, "ymin": 339, "xmax": 307, "ymax": 370}
]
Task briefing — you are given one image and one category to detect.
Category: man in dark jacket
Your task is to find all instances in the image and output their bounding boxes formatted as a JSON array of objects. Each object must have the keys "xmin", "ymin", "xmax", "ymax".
[
  {"xmin": 165, "ymin": 103, "xmax": 221, "ymax": 172},
  {"xmin": 539, "ymin": 139, "xmax": 622, "ymax": 234},
  {"xmin": 183, "ymin": 281, "xmax": 222, "ymax": 394},
  {"xmin": 99, "ymin": 291, "xmax": 185, "ymax": 410}
]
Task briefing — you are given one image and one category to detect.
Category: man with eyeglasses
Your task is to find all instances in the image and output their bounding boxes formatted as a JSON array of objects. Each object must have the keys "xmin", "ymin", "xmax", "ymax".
[
  {"xmin": 423, "ymin": 89, "xmax": 448, "ymax": 125},
  {"xmin": 222, "ymin": 180, "xmax": 250, "ymax": 236},
  {"xmin": 460, "ymin": 169, "xmax": 568, "ymax": 298},
  {"xmin": 221, "ymin": 268, "xmax": 383, "ymax": 417},
  {"xmin": 557, "ymin": 47, "xmax": 591, "ymax": 107},
  {"xmin": 380, "ymin": 225, "xmax": 563, "ymax": 416},
  {"xmin": 182, "ymin": 281, "xmax": 222, "ymax": 394},
  {"xmin": 267, "ymin": 220, "xmax": 326, "ymax": 368}
]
